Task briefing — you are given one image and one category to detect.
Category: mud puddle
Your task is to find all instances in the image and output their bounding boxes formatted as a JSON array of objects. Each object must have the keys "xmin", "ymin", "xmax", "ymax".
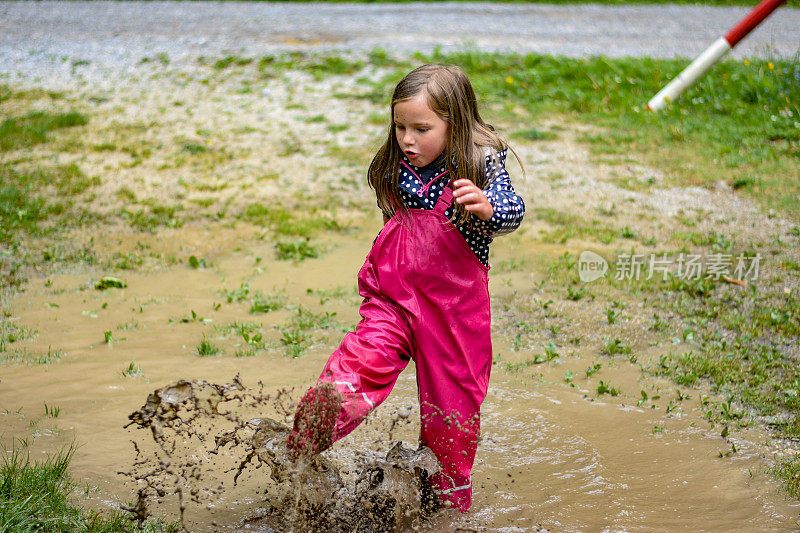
[
  {"xmin": 121, "ymin": 377, "xmax": 440, "ymax": 531},
  {"xmin": 1, "ymin": 230, "xmax": 799, "ymax": 531}
]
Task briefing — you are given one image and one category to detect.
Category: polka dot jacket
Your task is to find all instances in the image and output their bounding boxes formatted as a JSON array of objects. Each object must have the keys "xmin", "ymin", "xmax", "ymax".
[{"xmin": 382, "ymin": 148, "xmax": 525, "ymax": 267}]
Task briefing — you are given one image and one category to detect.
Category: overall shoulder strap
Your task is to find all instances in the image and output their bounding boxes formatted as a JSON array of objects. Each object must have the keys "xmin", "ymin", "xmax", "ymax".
[{"xmin": 434, "ymin": 181, "xmax": 454, "ymax": 214}]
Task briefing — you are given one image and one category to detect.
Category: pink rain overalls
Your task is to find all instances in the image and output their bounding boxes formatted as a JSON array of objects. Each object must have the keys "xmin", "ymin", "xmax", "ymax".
[{"xmin": 301, "ymin": 177, "xmax": 492, "ymax": 511}]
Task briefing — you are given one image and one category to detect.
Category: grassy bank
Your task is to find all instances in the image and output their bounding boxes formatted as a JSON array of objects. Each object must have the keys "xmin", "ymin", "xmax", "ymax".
[
  {"xmin": 0, "ymin": 444, "xmax": 177, "ymax": 532},
  {"xmin": 207, "ymin": 48, "xmax": 799, "ymax": 222}
]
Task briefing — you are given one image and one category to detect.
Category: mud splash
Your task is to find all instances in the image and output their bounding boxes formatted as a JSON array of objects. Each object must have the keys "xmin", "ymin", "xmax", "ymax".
[{"xmin": 122, "ymin": 377, "xmax": 441, "ymax": 531}]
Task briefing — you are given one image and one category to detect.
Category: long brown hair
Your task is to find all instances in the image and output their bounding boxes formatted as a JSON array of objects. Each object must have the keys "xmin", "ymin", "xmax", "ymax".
[{"xmin": 368, "ymin": 64, "xmax": 516, "ymax": 226}]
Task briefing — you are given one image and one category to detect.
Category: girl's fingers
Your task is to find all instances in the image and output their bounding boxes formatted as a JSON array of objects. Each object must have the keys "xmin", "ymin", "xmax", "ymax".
[
  {"xmin": 455, "ymin": 192, "xmax": 483, "ymax": 204},
  {"xmin": 453, "ymin": 184, "xmax": 481, "ymax": 198},
  {"xmin": 451, "ymin": 180, "xmax": 493, "ymax": 219},
  {"xmin": 452, "ymin": 179, "xmax": 478, "ymax": 194}
]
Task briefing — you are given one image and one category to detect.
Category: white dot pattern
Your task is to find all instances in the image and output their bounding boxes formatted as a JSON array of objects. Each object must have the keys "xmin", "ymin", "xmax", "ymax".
[{"xmin": 381, "ymin": 149, "xmax": 525, "ymax": 266}]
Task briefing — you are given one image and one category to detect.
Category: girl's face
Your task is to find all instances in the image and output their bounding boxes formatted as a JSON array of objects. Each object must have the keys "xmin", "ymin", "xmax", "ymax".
[{"xmin": 393, "ymin": 92, "xmax": 448, "ymax": 168}]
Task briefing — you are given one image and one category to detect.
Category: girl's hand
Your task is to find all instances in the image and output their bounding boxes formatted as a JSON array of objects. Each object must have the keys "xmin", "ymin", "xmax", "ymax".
[{"xmin": 452, "ymin": 179, "xmax": 493, "ymax": 221}]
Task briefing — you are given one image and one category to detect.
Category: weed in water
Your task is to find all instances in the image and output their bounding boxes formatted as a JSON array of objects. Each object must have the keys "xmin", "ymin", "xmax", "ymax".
[
  {"xmin": 601, "ymin": 337, "xmax": 631, "ymax": 356},
  {"xmin": 196, "ymin": 336, "xmax": 222, "ymax": 357},
  {"xmin": 120, "ymin": 361, "xmax": 144, "ymax": 377},
  {"xmin": 280, "ymin": 328, "xmax": 310, "ymax": 358},
  {"xmin": 306, "ymin": 285, "xmax": 357, "ymax": 305},
  {"xmin": 597, "ymin": 380, "xmax": 621, "ymax": 397},
  {"xmin": 217, "ymin": 321, "xmax": 261, "ymax": 337},
  {"xmin": 278, "ymin": 307, "xmax": 337, "ymax": 357},
  {"xmin": 586, "ymin": 362, "xmax": 602, "ymax": 378},
  {"xmin": 0, "ymin": 163, "xmax": 99, "ymax": 246},
  {"xmin": 250, "ymin": 294, "xmax": 283, "ymax": 314},
  {"xmin": 637, "ymin": 390, "xmax": 649, "ymax": 407},
  {"xmin": 43, "ymin": 402, "xmax": 61, "ymax": 418},
  {"xmin": 234, "ymin": 347, "xmax": 259, "ymax": 358},
  {"xmin": 274, "ymin": 239, "xmax": 320, "ymax": 262},
  {"xmin": 223, "ymin": 282, "xmax": 253, "ymax": 304},
  {"xmin": 505, "ymin": 358, "xmax": 537, "ymax": 372},
  {"xmin": 544, "ymin": 341, "xmax": 559, "ymax": 361},
  {"xmin": 1, "ymin": 346, "xmax": 64, "ymax": 366},
  {"xmin": 287, "ymin": 307, "xmax": 337, "ymax": 331},
  {"xmin": 0, "ymin": 322, "xmax": 37, "ymax": 352},
  {"xmin": 172, "ymin": 309, "xmax": 202, "ymax": 324}
]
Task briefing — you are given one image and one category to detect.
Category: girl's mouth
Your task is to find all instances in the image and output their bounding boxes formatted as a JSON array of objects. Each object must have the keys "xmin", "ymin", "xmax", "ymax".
[{"xmin": 405, "ymin": 151, "xmax": 418, "ymax": 159}]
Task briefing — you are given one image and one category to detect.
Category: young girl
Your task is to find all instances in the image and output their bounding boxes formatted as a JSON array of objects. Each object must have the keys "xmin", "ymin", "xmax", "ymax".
[{"xmin": 287, "ymin": 64, "xmax": 525, "ymax": 512}]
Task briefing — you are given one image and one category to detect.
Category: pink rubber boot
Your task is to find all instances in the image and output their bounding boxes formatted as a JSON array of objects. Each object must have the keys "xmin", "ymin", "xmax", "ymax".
[{"xmin": 286, "ymin": 383, "xmax": 343, "ymax": 461}]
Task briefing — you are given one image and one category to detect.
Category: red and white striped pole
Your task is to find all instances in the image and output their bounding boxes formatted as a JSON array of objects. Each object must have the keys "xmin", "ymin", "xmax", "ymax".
[{"xmin": 647, "ymin": 0, "xmax": 788, "ymax": 111}]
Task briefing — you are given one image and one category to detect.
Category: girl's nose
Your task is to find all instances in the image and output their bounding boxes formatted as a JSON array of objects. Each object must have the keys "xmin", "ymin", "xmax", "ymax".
[{"xmin": 403, "ymin": 132, "xmax": 414, "ymax": 145}]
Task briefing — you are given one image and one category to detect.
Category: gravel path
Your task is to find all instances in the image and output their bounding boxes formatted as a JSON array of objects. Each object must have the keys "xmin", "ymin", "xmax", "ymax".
[{"xmin": 2, "ymin": 1, "xmax": 799, "ymax": 81}]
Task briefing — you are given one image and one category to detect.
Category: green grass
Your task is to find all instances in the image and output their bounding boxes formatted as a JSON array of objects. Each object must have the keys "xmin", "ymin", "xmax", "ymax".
[
  {"xmin": 0, "ymin": 90, "xmax": 101, "ymax": 254},
  {"xmin": 0, "ymin": 323, "xmax": 37, "ymax": 352},
  {"xmin": 220, "ymin": 283, "xmax": 286, "ymax": 314},
  {"xmin": 199, "ymin": 51, "xmax": 365, "ymax": 81},
  {"xmin": 772, "ymin": 457, "xmax": 800, "ymax": 499},
  {"xmin": 0, "ymin": 164, "xmax": 99, "ymax": 245},
  {"xmin": 120, "ymin": 361, "xmax": 144, "ymax": 377},
  {"xmin": 241, "ymin": 204, "xmax": 340, "ymax": 237},
  {"xmin": 597, "ymin": 380, "xmax": 621, "ymax": 396},
  {"xmin": 279, "ymin": 307, "xmax": 337, "ymax": 357},
  {"xmin": 121, "ymin": 203, "xmax": 183, "ymax": 232},
  {"xmin": 0, "ymin": 110, "xmax": 88, "ymax": 151},
  {"xmin": 0, "ymin": 444, "xmax": 177, "ymax": 532},
  {"xmin": 195, "ymin": 336, "xmax": 222, "ymax": 357},
  {"xmin": 0, "ymin": 346, "xmax": 64, "ymax": 366},
  {"xmin": 274, "ymin": 239, "xmax": 321, "ymax": 261}
]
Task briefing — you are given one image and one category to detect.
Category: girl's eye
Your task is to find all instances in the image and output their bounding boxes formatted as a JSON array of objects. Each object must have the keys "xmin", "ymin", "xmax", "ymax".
[{"xmin": 417, "ymin": 128, "xmax": 428, "ymax": 133}]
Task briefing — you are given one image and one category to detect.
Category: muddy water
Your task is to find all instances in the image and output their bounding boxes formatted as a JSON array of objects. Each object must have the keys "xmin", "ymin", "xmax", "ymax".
[{"xmin": 2, "ymin": 228, "xmax": 799, "ymax": 531}]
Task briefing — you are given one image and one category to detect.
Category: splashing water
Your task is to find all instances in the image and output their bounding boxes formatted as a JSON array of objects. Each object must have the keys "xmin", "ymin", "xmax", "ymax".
[{"xmin": 121, "ymin": 377, "xmax": 442, "ymax": 531}]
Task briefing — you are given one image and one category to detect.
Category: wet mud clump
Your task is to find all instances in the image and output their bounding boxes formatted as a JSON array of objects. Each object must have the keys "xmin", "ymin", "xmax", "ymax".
[{"xmin": 122, "ymin": 377, "xmax": 441, "ymax": 531}]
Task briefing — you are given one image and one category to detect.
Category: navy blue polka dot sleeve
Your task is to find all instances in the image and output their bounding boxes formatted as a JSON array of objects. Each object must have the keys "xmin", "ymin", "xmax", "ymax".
[
  {"xmin": 385, "ymin": 148, "xmax": 525, "ymax": 267},
  {"xmin": 471, "ymin": 149, "xmax": 525, "ymax": 238}
]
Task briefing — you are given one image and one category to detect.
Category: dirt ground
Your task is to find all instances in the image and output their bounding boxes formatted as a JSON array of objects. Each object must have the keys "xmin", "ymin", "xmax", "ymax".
[{"xmin": 2, "ymin": 52, "xmax": 800, "ymax": 531}]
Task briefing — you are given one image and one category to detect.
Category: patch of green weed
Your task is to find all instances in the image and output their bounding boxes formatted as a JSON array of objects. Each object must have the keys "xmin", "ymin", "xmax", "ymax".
[
  {"xmin": 0, "ymin": 443, "xmax": 178, "ymax": 531},
  {"xmin": 196, "ymin": 336, "xmax": 222, "ymax": 357},
  {"xmin": 274, "ymin": 239, "xmax": 320, "ymax": 261},
  {"xmin": 0, "ymin": 110, "xmax": 88, "ymax": 150}
]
